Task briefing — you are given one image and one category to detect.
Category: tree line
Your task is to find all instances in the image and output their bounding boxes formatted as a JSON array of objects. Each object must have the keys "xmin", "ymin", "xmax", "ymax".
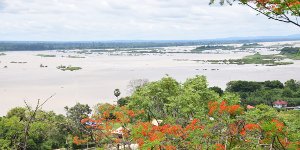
[{"xmin": 0, "ymin": 76, "xmax": 299, "ymax": 149}]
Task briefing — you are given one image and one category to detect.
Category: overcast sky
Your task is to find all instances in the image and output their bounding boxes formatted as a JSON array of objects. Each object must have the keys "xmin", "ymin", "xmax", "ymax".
[{"xmin": 0, "ymin": 0, "xmax": 299, "ymax": 41}]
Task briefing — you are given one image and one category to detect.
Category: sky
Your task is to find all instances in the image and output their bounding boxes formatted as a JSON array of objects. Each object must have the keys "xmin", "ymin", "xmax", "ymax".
[{"xmin": 0, "ymin": 0, "xmax": 299, "ymax": 41}]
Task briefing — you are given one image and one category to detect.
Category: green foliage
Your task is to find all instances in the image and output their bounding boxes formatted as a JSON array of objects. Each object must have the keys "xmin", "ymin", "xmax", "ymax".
[
  {"xmin": 117, "ymin": 96, "xmax": 130, "ymax": 107},
  {"xmin": 241, "ymin": 53, "xmax": 291, "ymax": 65},
  {"xmin": 278, "ymin": 110, "xmax": 300, "ymax": 141},
  {"xmin": 177, "ymin": 75, "xmax": 219, "ymax": 118},
  {"xmin": 64, "ymin": 103, "xmax": 93, "ymax": 148},
  {"xmin": 244, "ymin": 104, "xmax": 278, "ymax": 122},
  {"xmin": 129, "ymin": 76, "xmax": 181, "ymax": 120},
  {"xmin": 280, "ymin": 47, "xmax": 300, "ymax": 55},
  {"xmin": 210, "ymin": 0, "xmax": 300, "ymax": 27},
  {"xmin": 220, "ymin": 92, "xmax": 241, "ymax": 105},
  {"xmin": 67, "ymin": 55, "xmax": 85, "ymax": 58},
  {"xmin": 0, "ymin": 109, "xmax": 68, "ymax": 149},
  {"xmin": 241, "ymin": 43, "xmax": 261, "ymax": 47},
  {"xmin": 0, "ymin": 116, "xmax": 24, "ymax": 149},
  {"xmin": 264, "ymin": 80, "xmax": 284, "ymax": 89},
  {"xmin": 36, "ymin": 54, "xmax": 56, "ymax": 57},
  {"xmin": 129, "ymin": 75, "xmax": 219, "ymax": 123},
  {"xmin": 114, "ymin": 89, "xmax": 121, "ymax": 98},
  {"xmin": 201, "ymin": 53, "xmax": 293, "ymax": 66},
  {"xmin": 191, "ymin": 45, "xmax": 234, "ymax": 52},
  {"xmin": 285, "ymin": 79, "xmax": 300, "ymax": 91},
  {"xmin": 1, "ymin": 76, "xmax": 300, "ymax": 149},
  {"xmin": 6, "ymin": 107, "xmax": 27, "ymax": 120},
  {"xmin": 65, "ymin": 103, "xmax": 91, "ymax": 123},
  {"xmin": 0, "ymin": 41, "xmax": 218, "ymax": 51},
  {"xmin": 226, "ymin": 80, "xmax": 262, "ymax": 93},
  {"xmin": 209, "ymin": 86, "xmax": 224, "ymax": 96},
  {"xmin": 280, "ymin": 47, "xmax": 300, "ymax": 60},
  {"xmin": 243, "ymin": 88, "xmax": 282, "ymax": 106},
  {"xmin": 227, "ymin": 79, "xmax": 300, "ymax": 106},
  {"xmin": 57, "ymin": 65, "xmax": 82, "ymax": 71}
]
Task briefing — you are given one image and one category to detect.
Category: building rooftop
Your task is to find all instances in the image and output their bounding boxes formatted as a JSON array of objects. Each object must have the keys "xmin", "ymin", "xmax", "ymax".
[{"xmin": 273, "ymin": 100, "xmax": 288, "ymax": 105}]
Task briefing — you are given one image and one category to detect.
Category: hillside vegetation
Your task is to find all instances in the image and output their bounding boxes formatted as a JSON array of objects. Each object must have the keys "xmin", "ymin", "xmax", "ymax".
[{"xmin": 1, "ymin": 76, "xmax": 299, "ymax": 149}]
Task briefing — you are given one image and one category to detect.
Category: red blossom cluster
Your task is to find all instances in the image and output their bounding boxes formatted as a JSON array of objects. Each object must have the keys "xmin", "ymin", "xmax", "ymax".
[
  {"xmin": 208, "ymin": 100, "xmax": 243, "ymax": 116},
  {"xmin": 80, "ymin": 106, "xmax": 145, "ymax": 129},
  {"xmin": 250, "ymin": 0, "xmax": 300, "ymax": 6},
  {"xmin": 161, "ymin": 145, "xmax": 177, "ymax": 150},
  {"xmin": 250, "ymin": 0, "xmax": 300, "ymax": 12},
  {"xmin": 73, "ymin": 105, "xmax": 146, "ymax": 147},
  {"xmin": 240, "ymin": 123, "xmax": 261, "ymax": 136},
  {"xmin": 72, "ymin": 101, "xmax": 299, "ymax": 149},
  {"xmin": 73, "ymin": 136, "xmax": 87, "ymax": 145},
  {"xmin": 132, "ymin": 119, "xmax": 204, "ymax": 148},
  {"xmin": 215, "ymin": 143, "xmax": 226, "ymax": 150},
  {"xmin": 287, "ymin": 1, "xmax": 300, "ymax": 7},
  {"xmin": 271, "ymin": 119, "xmax": 285, "ymax": 132},
  {"xmin": 244, "ymin": 123, "xmax": 260, "ymax": 130}
]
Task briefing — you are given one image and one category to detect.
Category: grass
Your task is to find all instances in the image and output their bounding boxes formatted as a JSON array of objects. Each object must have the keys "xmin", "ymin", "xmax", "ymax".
[
  {"xmin": 57, "ymin": 65, "xmax": 82, "ymax": 71},
  {"xmin": 37, "ymin": 54, "xmax": 56, "ymax": 57},
  {"xmin": 10, "ymin": 61, "xmax": 27, "ymax": 64},
  {"xmin": 191, "ymin": 45, "xmax": 235, "ymax": 52},
  {"xmin": 280, "ymin": 47, "xmax": 300, "ymax": 60},
  {"xmin": 284, "ymin": 54, "xmax": 300, "ymax": 60},
  {"xmin": 67, "ymin": 55, "xmax": 86, "ymax": 58},
  {"xmin": 273, "ymin": 62, "xmax": 294, "ymax": 65},
  {"xmin": 239, "ymin": 43, "xmax": 262, "ymax": 49},
  {"xmin": 195, "ymin": 53, "xmax": 293, "ymax": 66},
  {"xmin": 240, "ymin": 53, "xmax": 285, "ymax": 64}
]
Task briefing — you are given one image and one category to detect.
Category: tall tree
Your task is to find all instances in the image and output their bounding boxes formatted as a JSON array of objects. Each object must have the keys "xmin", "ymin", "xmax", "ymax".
[{"xmin": 114, "ymin": 89, "xmax": 121, "ymax": 101}]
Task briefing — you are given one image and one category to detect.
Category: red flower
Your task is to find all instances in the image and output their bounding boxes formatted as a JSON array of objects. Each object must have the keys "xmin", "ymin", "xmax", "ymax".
[
  {"xmin": 163, "ymin": 145, "xmax": 176, "ymax": 150},
  {"xmin": 244, "ymin": 123, "xmax": 260, "ymax": 130},
  {"xmin": 149, "ymin": 132, "xmax": 160, "ymax": 141},
  {"xmin": 227, "ymin": 105, "xmax": 241, "ymax": 115},
  {"xmin": 219, "ymin": 101, "xmax": 227, "ymax": 114},
  {"xmin": 80, "ymin": 118, "xmax": 89, "ymax": 124},
  {"xmin": 271, "ymin": 119, "xmax": 284, "ymax": 132},
  {"xmin": 73, "ymin": 136, "xmax": 87, "ymax": 145},
  {"xmin": 136, "ymin": 138, "xmax": 144, "ymax": 146},
  {"xmin": 215, "ymin": 143, "xmax": 225, "ymax": 150},
  {"xmin": 240, "ymin": 129, "xmax": 246, "ymax": 136},
  {"xmin": 229, "ymin": 123, "xmax": 238, "ymax": 135},
  {"xmin": 127, "ymin": 110, "xmax": 135, "ymax": 117},
  {"xmin": 208, "ymin": 101, "xmax": 219, "ymax": 116}
]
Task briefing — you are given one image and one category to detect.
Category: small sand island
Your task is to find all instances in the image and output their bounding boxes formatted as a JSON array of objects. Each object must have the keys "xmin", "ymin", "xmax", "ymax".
[
  {"xmin": 36, "ymin": 54, "xmax": 56, "ymax": 57},
  {"xmin": 57, "ymin": 65, "xmax": 82, "ymax": 71}
]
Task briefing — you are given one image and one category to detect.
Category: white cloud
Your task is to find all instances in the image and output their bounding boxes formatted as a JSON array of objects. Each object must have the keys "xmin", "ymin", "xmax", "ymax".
[{"xmin": 0, "ymin": 0, "xmax": 298, "ymax": 40}]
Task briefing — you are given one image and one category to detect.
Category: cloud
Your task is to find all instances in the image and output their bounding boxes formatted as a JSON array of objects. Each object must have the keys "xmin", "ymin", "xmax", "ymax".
[
  {"xmin": 0, "ymin": 0, "xmax": 299, "ymax": 41},
  {"xmin": 0, "ymin": 1, "xmax": 5, "ymax": 11}
]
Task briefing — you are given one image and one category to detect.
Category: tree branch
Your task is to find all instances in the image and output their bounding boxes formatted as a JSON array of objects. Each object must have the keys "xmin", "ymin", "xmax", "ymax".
[{"xmin": 244, "ymin": 3, "xmax": 300, "ymax": 27}]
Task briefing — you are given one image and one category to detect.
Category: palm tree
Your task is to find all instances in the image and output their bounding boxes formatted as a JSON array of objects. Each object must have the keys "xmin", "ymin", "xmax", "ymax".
[{"xmin": 114, "ymin": 89, "xmax": 121, "ymax": 101}]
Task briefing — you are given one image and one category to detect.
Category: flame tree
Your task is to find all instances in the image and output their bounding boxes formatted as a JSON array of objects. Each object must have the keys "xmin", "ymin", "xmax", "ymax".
[{"xmin": 210, "ymin": 0, "xmax": 300, "ymax": 27}]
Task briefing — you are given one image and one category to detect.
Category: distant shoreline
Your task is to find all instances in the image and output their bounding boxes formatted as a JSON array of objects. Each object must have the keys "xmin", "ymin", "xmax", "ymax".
[{"xmin": 1, "ymin": 37, "xmax": 300, "ymax": 51}]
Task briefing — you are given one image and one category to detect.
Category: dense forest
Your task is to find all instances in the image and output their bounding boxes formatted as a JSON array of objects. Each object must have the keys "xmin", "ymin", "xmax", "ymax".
[
  {"xmin": 0, "ymin": 41, "xmax": 207, "ymax": 51},
  {"xmin": 1, "ymin": 76, "xmax": 299, "ymax": 149},
  {"xmin": 280, "ymin": 47, "xmax": 300, "ymax": 60},
  {"xmin": 191, "ymin": 45, "xmax": 235, "ymax": 52},
  {"xmin": 226, "ymin": 80, "xmax": 300, "ymax": 106},
  {"xmin": 0, "ymin": 37, "xmax": 299, "ymax": 51}
]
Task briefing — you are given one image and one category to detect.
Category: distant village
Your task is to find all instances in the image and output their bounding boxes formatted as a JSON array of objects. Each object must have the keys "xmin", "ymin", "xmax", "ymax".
[{"xmin": 272, "ymin": 100, "xmax": 300, "ymax": 110}]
